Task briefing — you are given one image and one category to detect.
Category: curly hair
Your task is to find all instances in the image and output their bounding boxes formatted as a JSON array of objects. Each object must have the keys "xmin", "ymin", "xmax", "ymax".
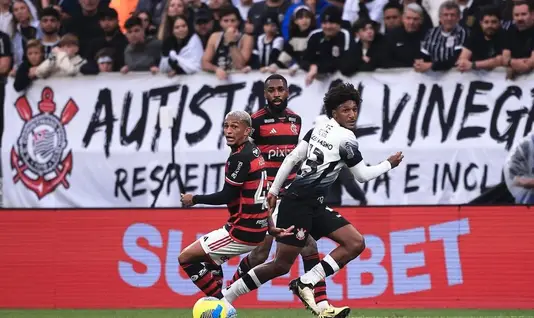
[{"xmin": 323, "ymin": 82, "xmax": 362, "ymax": 118}]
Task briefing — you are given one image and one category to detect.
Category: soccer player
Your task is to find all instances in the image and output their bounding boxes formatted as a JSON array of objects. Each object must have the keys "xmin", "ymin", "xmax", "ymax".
[
  {"xmin": 178, "ymin": 110, "xmax": 292, "ymax": 303},
  {"xmin": 228, "ymin": 74, "xmax": 349, "ymax": 314},
  {"xmin": 220, "ymin": 83, "xmax": 403, "ymax": 318}
]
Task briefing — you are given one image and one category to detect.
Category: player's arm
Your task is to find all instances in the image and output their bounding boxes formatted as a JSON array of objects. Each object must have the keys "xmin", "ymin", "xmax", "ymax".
[
  {"xmin": 192, "ymin": 154, "xmax": 249, "ymax": 205},
  {"xmin": 341, "ymin": 134, "xmax": 398, "ymax": 183},
  {"xmin": 269, "ymin": 130, "xmax": 312, "ymax": 196},
  {"xmin": 338, "ymin": 165, "xmax": 367, "ymax": 203}
]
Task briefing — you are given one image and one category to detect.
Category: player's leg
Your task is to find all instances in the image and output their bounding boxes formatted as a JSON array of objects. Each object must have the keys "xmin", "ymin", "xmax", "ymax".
[
  {"xmin": 204, "ymin": 262, "xmax": 224, "ymax": 285},
  {"xmin": 222, "ymin": 197, "xmax": 320, "ymax": 314},
  {"xmin": 178, "ymin": 239, "xmax": 225, "ymax": 298},
  {"xmin": 300, "ymin": 236, "xmax": 330, "ymax": 310},
  {"xmin": 291, "ymin": 207, "xmax": 359, "ymax": 318},
  {"xmin": 229, "ymin": 235, "xmax": 274, "ymax": 284},
  {"xmin": 178, "ymin": 227, "xmax": 256, "ymax": 298}
]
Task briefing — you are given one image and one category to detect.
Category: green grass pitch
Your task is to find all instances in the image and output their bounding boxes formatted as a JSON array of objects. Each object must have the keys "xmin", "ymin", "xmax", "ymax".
[{"xmin": 1, "ymin": 309, "xmax": 534, "ymax": 318}]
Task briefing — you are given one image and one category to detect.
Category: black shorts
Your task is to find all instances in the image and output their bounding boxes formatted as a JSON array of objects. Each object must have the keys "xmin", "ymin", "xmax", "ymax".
[{"xmin": 275, "ymin": 195, "xmax": 350, "ymax": 247}]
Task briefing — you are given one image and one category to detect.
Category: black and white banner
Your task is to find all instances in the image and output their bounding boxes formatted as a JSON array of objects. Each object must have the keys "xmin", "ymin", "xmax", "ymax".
[{"xmin": 2, "ymin": 70, "xmax": 532, "ymax": 207}]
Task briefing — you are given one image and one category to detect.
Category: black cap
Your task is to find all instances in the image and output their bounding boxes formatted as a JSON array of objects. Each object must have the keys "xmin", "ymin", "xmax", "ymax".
[
  {"xmin": 195, "ymin": 8, "xmax": 213, "ymax": 24},
  {"xmin": 261, "ymin": 11, "xmax": 281, "ymax": 29},
  {"xmin": 99, "ymin": 7, "xmax": 118, "ymax": 20},
  {"xmin": 321, "ymin": 6, "xmax": 342, "ymax": 24}
]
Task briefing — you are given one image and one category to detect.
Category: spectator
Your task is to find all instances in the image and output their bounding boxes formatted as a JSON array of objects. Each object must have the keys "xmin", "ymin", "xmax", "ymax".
[
  {"xmin": 61, "ymin": 0, "xmax": 110, "ymax": 19},
  {"xmin": 158, "ymin": 0, "xmax": 195, "ymax": 40},
  {"xmin": 14, "ymin": 39, "xmax": 43, "ymax": 91},
  {"xmin": 39, "ymin": 7, "xmax": 61, "ymax": 59},
  {"xmin": 252, "ymin": 12, "xmax": 284, "ymax": 70},
  {"xmin": 0, "ymin": 30, "xmax": 11, "ymax": 146},
  {"xmin": 158, "ymin": 15, "xmax": 203, "ymax": 75},
  {"xmin": 415, "ymin": 1, "xmax": 467, "ymax": 72},
  {"xmin": 137, "ymin": 10, "xmax": 158, "ymax": 37},
  {"xmin": 303, "ymin": 6, "xmax": 355, "ymax": 85},
  {"xmin": 352, "ymin": 18, "xmax": 384, "ymax": 72},
  {"xmin": 12, "ymin": 0, "xmax": 41, "ymax": 68},
  {"xmin": 503, "ymin": 0, "xmax": 534, "ymax": 79},
  {"xmin": 457, "ymin": 0, "xmax": 484, "ymax": 31},
  {"xmin": 62, "ymin": 0, "xmax": 106, "ymax": 59},
  {"xmin": 201, "ymin": 5, "xmax": 253, "ymax": 80},
  {"xmin": 122, "ymin": 16, "xmax": 162, "ymax": 73},
  {"xmin": 0, "ymin": 0, "xmax": 13, "ymax": 37},
  {"xmin": 235, "ymin": 0, "xmax": 254, "ymax": 21},
  {"xmin": 87, "ymin": 7, "xmax": 127, "ymax": 71},
  {"xmin": 504, "ymin": 131, "xmax": 534, "ymax": 204},
  {"xmin": 194, "ymin": 8, "xmax": 215, "ymax": 48},
  {"xmin": 95, "ymin": 47, "xmax": 114, "ymax": 72},
  {"xmin": 382, "ymin": 2, "xmax": 402, "ymax": 34},
  {"xmin": 207, "ymin": 0, "xmax": 231, "ymax": 31},
  {"xmin": 247, "ymin": 0, "xmax": 291, "ymax": 35},
  {"xmin": 187, "ymin": 0, "xmax": 209, "ymax": 12},
  {"xmin": 281, "ymin": 0, "xmax": 329, "ymax": 41},
  {"xmin": 456, "ymin": 6, "xmax": 503, "ymax": 72},
  {"xmin": 135, "ymin": 0, "xmax": 165, "ymax": 26},
  {"xmin": 383, "ymin": 3, "xmax": 426, "ymax": 68},
  {"xmin": 35, "ymin": 33, "xmax": 94, "ymax": 77},
  {"xmin": 500, "ymin": 0, "xmax": 517, "ymax": 30},
  {"xmin": 421, "ymin": 0, "xmax": 444, "ymax": 26},
  {"xmin": 397, "ymin": 0, "xmax": 433, "ymax": 33},
  {"xmin": 341, "ymin": 0, "xmax": 389, "ymax": 26},
  {"xmin": 270, "ymin": 5, "xmax": 315, "ymax": 75}
]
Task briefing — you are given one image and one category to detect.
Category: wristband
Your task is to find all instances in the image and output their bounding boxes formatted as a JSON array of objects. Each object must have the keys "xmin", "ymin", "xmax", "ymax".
[
  {"xmin": 507, "ymin": 59, "xmax": 512, "ymax": 67},
  {"xmin": 472, "ymin": 60, "xmax": 477, "ymax": 70}
]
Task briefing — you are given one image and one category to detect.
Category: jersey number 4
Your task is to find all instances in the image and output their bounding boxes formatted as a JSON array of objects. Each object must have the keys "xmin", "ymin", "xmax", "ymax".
[
  {"xmin": 254, "ymin": 170, "xmax": 269, "ymax": 209},
  {"xmin": 299, "ymin": 146, "xmax": 325, "ymax": 177}
]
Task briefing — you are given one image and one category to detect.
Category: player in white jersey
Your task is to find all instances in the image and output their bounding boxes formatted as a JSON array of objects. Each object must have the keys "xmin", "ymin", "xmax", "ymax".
[{"xmin": 219, "ymin": 83, "xmax": 403, "ymax": 318}]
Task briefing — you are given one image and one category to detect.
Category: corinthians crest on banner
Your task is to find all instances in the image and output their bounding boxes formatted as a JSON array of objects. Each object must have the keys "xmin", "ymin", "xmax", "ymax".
[{"xmin": 10, "ymin": 87, "xmax": 78, "ymax": 199}]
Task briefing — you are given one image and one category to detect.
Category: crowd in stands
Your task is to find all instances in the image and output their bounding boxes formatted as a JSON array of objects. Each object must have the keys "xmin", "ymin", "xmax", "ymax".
[{"xmin": 0, "ymin": 0, "xmax": 530, "ymax": 92}]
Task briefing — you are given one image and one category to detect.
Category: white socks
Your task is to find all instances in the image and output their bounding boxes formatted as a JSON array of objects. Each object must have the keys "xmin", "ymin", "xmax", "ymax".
[
  {"xmin": 300, "ymin": 254, "xmax": 340, "ymax": 286},
  {"xmin": 222, "ymin": 269, "xmax": 262, "ymax": 303}
]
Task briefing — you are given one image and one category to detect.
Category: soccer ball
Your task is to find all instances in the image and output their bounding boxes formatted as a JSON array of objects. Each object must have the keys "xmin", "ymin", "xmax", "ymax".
[{"xmin": 192, "ymin": 297, "xmax": 231, "ymax": 318}]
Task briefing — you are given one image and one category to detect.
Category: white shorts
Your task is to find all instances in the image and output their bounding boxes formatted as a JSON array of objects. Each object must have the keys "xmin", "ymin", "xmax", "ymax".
[{"xmin": 200, "ymin": 227, "xmax": 256, "ymax": 265}]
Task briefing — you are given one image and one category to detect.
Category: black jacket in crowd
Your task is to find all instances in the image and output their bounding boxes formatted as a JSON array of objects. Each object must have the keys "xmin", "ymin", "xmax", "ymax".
[{"xmin": 383, "ymin": 26, "xmax": 426, "ymax": 68}]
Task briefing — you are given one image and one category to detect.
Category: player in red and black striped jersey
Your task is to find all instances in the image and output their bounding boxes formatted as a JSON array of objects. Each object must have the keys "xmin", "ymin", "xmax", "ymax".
[
  {"xmin": 178, "ymin": 110, "xmax": 292, "ymax": 301},
  {"xmin": 250, "ymin": 101, "xmax": 301, "ymax": 185},
  {"xmin": 228, "ymin": 74, "xmax": 347, "ymax": 313}
]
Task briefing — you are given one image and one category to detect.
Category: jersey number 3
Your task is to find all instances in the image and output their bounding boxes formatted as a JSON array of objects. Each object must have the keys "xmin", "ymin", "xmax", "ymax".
[{"xmin": 300, "ymin": 146, "xmax": 324, "ymax": 177}]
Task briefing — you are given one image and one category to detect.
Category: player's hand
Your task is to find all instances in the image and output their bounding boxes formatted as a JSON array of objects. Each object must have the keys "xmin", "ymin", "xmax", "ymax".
[
  {"xmin": 181, "ymin": 193, "xmax": 195, "ymax": 207},
  {"xmin": 269, "ymin": 224, "xmax": 295, "ymax": 238},
  {"xmin": 387, "ymin": 152, "xmax": 404, "ymax": 168},
  {"xmin": 266, "ymin": 192, "xmax": 278, "ymax": 214}
]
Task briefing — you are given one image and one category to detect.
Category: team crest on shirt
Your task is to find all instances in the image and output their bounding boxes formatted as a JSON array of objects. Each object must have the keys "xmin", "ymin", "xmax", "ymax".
[
  {"xmin": 332, "ymin": 46, "xmax": 340, "ymax": 57},
  {"xmin": 446, "ymin": 36, "xmax": 455, "ymax": 48},
  {"xmin": 290, "ymin": 123, "xmax": 298, "ymax": 135},
  {"xmin": 253, "ymin": 147, "xmax": 261, "ymax": 157},
  {"xmin": 296, "ymin": 228, "xmax": 307, "ymax": 240},
  {"xmin": 11, "ymin": 87, "xmax": 78, "ymax": 199}
]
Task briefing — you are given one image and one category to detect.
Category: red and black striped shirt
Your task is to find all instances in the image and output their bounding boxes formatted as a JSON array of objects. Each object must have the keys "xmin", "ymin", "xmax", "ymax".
[
  {"xmin": 223, "ymin": 141, "xmax": 269, "ymax": 245},
  {"xmin": 251, "ymin": 107, "xmax": 302, "ymax": 186}
]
